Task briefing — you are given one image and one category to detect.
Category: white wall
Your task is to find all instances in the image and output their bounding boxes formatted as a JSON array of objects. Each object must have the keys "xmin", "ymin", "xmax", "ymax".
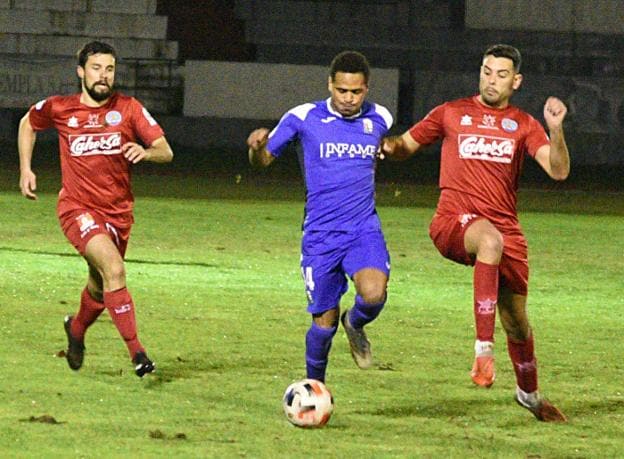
[
  {"xmin": 184, "ymin": 61, "xmax": 399, "ymax": 119},
  {"xmin": 466, "ymin": 0, "xmax": 624, "ymax": 34}
]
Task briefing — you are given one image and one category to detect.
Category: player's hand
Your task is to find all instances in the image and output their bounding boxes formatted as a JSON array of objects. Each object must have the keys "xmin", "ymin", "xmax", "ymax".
[
  {"xmin": 247, "ymin": 128, "xmax": 269, "ymax": 150},
  {"xmin": 122, "ymin": 142, "xmax": 149, "ymax": 164},
  {"xmin": 543, "ymin": 97, "xmax": 567, "ymax": 130},
  {"xmin": 19, "ymin": 169, "xmax": 38, "ymax": 200},
  {"xmin": 378, "ymin": 136, "xmax": 398, "ymax": 159}
]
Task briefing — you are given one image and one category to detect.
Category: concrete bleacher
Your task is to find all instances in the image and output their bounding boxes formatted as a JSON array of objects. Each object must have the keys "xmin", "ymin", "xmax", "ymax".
[
  {"xmin": 0, "ymin": 0, "xmax": 181, "ymax": 114},
  {"xmin": 229, "ymin": 0, "xmax": 624, "ymax": 164}
]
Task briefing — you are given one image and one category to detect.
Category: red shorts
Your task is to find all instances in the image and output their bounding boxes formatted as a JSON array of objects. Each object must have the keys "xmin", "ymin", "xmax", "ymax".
[
  {"xmin": 429, "ymin": 212, "xmax": 529, "ymax": 295},
  {"xmin": 59, "ymin": 208, "xmax": 131, "ymax": 258}
]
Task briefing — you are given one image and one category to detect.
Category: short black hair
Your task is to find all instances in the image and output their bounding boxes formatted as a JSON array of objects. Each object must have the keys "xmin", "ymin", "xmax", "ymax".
[
  {"xmin": 483, "ymin": 44, "xmax": 522, "ymax": 72},
  {"xmin": 329, "ymin": 51, "xmax": 370, "ymax": 84},
  {"xmin": 77, "ymin": 41, "xmax": 117, "ymax": 68}
]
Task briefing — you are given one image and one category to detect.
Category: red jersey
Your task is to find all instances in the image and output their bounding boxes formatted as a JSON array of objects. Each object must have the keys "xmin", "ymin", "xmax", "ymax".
[
  {"xmin": 28, "ymin": 92, "xmax": 165, "ymax": 226},
  {"xmin": 409, "ymin": 95, "xmax": 549, "ymax": 229}
]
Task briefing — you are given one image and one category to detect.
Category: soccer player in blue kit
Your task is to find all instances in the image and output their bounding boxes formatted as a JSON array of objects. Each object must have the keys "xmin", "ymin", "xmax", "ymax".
[{"xmin": 247, "ymin": 51, "xmax": 393, "ymax": 383}]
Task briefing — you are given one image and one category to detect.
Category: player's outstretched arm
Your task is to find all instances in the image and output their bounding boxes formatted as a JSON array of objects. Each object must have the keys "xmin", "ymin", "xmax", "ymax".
[
  {"xmin": 122, "ymin": 136, "xmax": 173, "ymax": 164},
  {"xmin": 18, "ymin": 112, "xmax": 38, "ymax": 200},
  {"xmin": 247, "ymin": 128, "xmax": 275, "ymax": 168},
  {"xmin": 379, "ymin": 131, "xmax": 421, "ymax": 161},
  {"xmin": 535, "ymin": 97, "xmax": 570, "ymax": 181}
]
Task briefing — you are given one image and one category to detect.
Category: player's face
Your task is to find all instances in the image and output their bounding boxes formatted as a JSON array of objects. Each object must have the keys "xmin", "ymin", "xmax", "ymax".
[
  {"xmin": 328, "ymin": 72, "xmax": 368, "ymax": 117},
  {"xmin": 78, "ymin": 53, "xmax": 116, "ymax": 103},
  {"xmin": 478, "ymin": 55, "xmax": 522, "ymax": 108}
]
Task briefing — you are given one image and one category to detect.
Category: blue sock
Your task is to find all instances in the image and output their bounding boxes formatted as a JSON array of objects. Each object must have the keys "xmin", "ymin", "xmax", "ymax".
[
  {"xmin": 305, "ymin": 322, "xmax": 337, "ymax": 382},
  {"xmin": 349, "ymin": 294, "xmax": 386, "ymax": 329}
]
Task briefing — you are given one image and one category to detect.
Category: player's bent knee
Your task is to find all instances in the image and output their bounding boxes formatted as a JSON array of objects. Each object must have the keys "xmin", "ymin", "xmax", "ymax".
[
  {"xmin": 102, "ymin": 261, "xmax": 126, "ymax": 285},
  {"xmin": 313, "ymin": 308, "xmax": 339, "ymax": 328},
  {"xmin": 477, "ymin": 232, "xmax": 504, "ymax": 262},
  {"xmin": 358, "ymin": 287, "xmax": 387, "ymax": 306}
]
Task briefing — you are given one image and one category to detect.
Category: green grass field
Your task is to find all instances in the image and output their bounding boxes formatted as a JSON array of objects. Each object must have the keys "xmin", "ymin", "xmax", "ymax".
[{"xmin": 0, "ymin": 163, "xmax": 623, "ymax": 458}]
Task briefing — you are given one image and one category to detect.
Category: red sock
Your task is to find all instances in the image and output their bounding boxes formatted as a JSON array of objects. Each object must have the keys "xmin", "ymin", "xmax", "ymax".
[
  {"xmin": 507, "ymin": 334, "xmax": 538, "ymax": 393},
  {"xmin": 71, "ymin": 287, "xmax": 105, "ymax": 340},
  {"xmin": 104, "ymin": 287, "xmax": 143, "ymax": 358},
  {"xmin": 474, "ymin": 261, "xmax": 499, "ymax": 342}
]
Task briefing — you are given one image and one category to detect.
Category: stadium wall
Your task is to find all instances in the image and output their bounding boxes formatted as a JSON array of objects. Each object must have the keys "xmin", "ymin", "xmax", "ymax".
[
  {"xmin": 1, "ymin": 61, "xmax": 623, "ymax": 167},
  {"xmin": 466, "ymin": 0, "xmax": 624, "ymax": 34},
  {"xmin": 183, "ymin": 61, "xmax": 400, "ymax": 120}
]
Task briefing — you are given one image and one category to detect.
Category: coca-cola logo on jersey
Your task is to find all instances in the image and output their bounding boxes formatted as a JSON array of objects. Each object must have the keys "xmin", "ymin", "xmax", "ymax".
[
  {"xmin": 458, "ymin": 135, "xmax": 515, "ymax": 164},
  {"xmin": 69, "ymin": 133, "xmax": 122, "ymax": 156}
]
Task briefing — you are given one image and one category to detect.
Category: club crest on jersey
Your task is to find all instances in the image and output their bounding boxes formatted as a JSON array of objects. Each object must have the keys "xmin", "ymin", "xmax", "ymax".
[
  {"xmin": 458, "ymin": 134, "xmax": 515, "ymax": 163},
  {"xmin": 502, "ymin": 118, "xmax": 518, "ymax": 132},
  {"xmin": 478, "ymin": 114, "xmax": 497, "ymax": 129},
  {"xmin": 85, "ymin": 114, "xmax": 102, "ymax": 128},
  {"xmin": 362, "ymin": 118, "xmax": 373, "ymax": 134},
  {"xmin": 106, "ymin": 110, "xmax": 122, "ymax": 126},
  {"xmin": 67, "ymin": 116, "xmax": 79, "ymax": 128}
]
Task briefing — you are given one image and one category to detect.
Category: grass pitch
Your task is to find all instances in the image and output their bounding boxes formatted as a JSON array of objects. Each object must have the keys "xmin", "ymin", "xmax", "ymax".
[{"xmin": 0, "ymin": 165, "xmax": 623, "ymax": 458}]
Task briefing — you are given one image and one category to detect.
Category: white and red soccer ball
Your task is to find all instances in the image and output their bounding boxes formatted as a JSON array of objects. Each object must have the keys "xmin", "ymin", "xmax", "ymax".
[{"xmin": 282, "ymin": 379, "xmax": 334, "ymax": 428}]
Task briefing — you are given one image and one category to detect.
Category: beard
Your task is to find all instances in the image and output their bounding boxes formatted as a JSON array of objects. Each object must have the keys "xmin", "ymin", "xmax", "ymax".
[{"xmin": 84, "ymin": 80, "xmax": 113, "ymax": 102}]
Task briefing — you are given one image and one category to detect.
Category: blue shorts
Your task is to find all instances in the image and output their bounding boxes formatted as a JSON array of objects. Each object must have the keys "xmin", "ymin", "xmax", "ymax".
[{"xmin": 300, "ymin": 229, "xmax": 391, "ymax": 314}]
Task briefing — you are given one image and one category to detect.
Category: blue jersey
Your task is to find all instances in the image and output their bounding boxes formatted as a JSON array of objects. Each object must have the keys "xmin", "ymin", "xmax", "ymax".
[{"xmin": 266, "ymin": 98, "xmax": 393, "ymax": 232}]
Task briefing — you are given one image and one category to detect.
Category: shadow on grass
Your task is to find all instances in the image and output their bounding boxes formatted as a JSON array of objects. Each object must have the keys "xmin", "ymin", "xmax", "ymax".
[
  {"xmin": 0, "ymin": 246, "xmax": 220, "ymax": 268},
  {"xmin": 366, "ymin": 395, "xmax": 507, "ymax": 419}
]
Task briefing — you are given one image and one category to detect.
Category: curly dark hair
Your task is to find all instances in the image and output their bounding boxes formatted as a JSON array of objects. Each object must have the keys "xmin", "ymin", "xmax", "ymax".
[
  {"xmin": 329, "ymin": 51, "xmax": 370, "ymax": 84},
  {"xmin": 77, "ymin": 41, "xmax": 117, "ymax": 68}
]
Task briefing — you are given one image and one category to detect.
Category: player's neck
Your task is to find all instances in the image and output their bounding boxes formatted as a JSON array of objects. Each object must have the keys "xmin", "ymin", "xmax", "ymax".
[
  {"xmin": 476, "ymin": 95, "xmax": 509, "ymax": 110},
  {"xmin": 80, "ymin": 92, "xmax": 111, "ymax": 108}
]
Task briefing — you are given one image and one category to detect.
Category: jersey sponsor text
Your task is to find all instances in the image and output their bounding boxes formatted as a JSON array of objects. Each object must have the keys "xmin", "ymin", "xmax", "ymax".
[
  {"xmin": 320, "ymin": 142, "xmax": 377, "ymax": 159},
  {"xmin": 458, "ymin": 134, "xmax": 515, "ymax": 163},
  {"xmin": 69, "ymin": 132, "xmax": 122, "ymax": 156}
]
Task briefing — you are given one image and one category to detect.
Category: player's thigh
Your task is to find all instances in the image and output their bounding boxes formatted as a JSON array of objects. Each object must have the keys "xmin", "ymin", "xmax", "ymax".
[
  {"xmin": 84, "ymin": 234, "xmax": 125, "ymax": 276},
  {"xmin": 499, "ymin": 233, "xmax": 529, "ymax": 296},
  {"xmin": 59, "ymin": 208, "xmax": 130, "ymax": 258},
  {"xmin": 463, "ymin": 218, "xmax": 503, "ymax": 262},
  {"xmin": 429, "ymin": 213, "xmax": 483, "ymax": 265},
  {"xmin": 343, "ymin": 230, "xmax": 390, "ymax": 280},
  {"xmin": 341, "ymin": 230, "xmax": 389, "ymax": 303},
  {"xmin": 301, "ymin": 232, "xmax": 348, "ymax": 314}
]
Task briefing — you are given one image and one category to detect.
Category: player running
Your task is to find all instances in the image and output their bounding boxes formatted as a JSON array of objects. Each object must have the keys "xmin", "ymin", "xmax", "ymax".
[
  {"xmin": 380, "ymin": 44, "xmax": 569, "ymax": 422},
  {"xmin": 18, "ymin": 41, "xmax": 173, "ymax": 377},
  {"xmin": 247, "ymin": 51, "xmax": 393, "ymax": 383}
]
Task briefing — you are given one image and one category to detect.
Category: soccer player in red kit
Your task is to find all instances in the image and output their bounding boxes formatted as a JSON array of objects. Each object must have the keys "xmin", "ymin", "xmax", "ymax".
[
  {"xmin": 381, "ymin": 44, "xmax": 569, "ymax": 421},
  {"xmin": 18, "ymin": 41, "xmax": 173, "ymax": 377}
]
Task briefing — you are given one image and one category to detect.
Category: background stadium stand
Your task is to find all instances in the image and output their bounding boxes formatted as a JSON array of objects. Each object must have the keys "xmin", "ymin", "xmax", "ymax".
[
  {"xmin": 0, "ymin": 0, "xmax": 622, "ymax": 183},
  {"xmin": 0, "ymin": 0, "xmax": 181, "ymax": 114}
]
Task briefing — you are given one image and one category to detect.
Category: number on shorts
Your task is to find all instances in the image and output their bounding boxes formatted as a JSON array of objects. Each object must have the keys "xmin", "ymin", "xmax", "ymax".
[{"xmin": 301, "ymin": 266, "xmax": 315, "ymax": 291}]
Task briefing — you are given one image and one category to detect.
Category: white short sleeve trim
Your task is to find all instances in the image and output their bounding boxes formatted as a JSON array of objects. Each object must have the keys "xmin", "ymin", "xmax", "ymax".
[
  {"xmin": 269, "ymin": 103, "xmax": 316, "ymax": 138},
  {"xmin": 374, "ymin": 103, "xmax": 393, "ymax": 130}
]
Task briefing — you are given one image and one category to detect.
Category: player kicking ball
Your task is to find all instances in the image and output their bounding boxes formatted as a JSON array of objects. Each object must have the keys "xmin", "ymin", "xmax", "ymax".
[
  {"xmin": 380, "ymin": 44, "xmax": 569, "ymax": 422},
  {"xmin": 247, "ymin": 51, "xmax": 393, "ymax": 383}
]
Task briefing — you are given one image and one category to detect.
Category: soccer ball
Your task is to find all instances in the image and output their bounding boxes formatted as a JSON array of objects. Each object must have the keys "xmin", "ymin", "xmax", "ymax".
[{"xmin": 282, "ymin": 379, "xmax": 334, "ymax": 428}]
